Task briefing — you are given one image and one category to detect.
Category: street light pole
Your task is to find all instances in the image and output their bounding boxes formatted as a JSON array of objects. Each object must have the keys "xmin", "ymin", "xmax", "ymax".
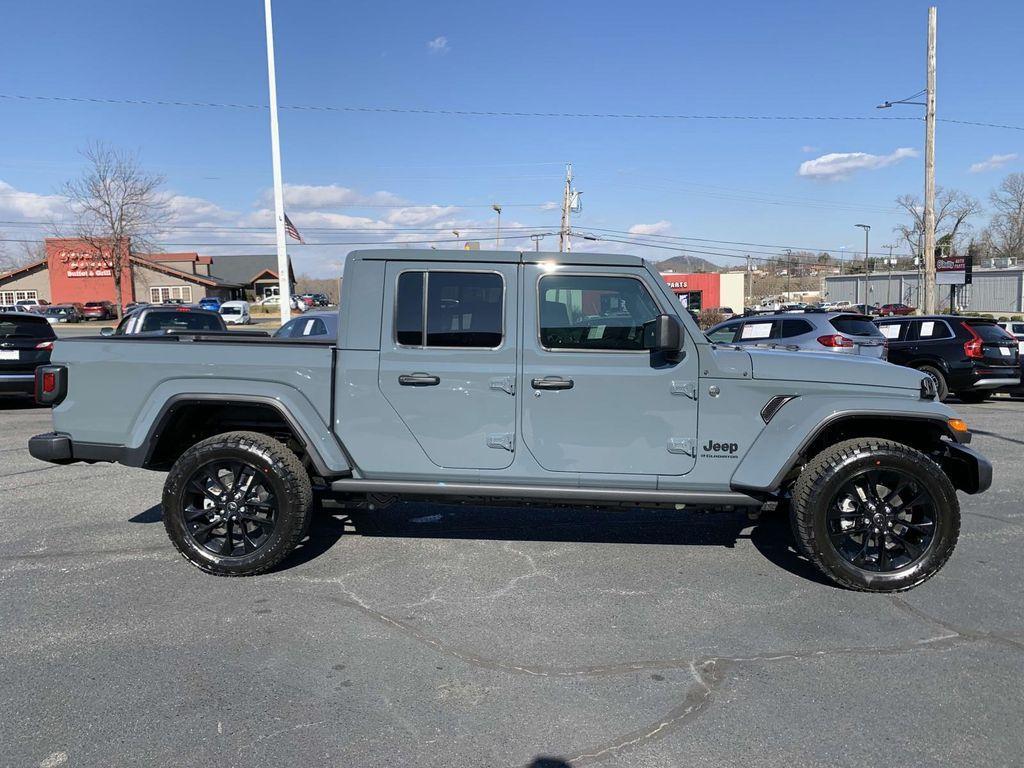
[
  {"xmin": 530, "ymin": 233, "xmax": 544, "ymax": 252},
  {"xmin": 492, "ymin": 204, "xmax": 502, "ymax": 249},
  {"xmin": 855, "ymin": 224, "xmax": 871, "ymax": 309},
  {"xmin": 883, "ymin": 244, "xmax": 895, "ymax": 304},
  {"xmin": 263, "ymin": 0, "xmax": 291, "ymax": 324}
]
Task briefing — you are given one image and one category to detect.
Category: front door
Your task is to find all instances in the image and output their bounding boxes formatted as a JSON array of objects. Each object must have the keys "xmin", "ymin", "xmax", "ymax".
[
  {"xmin": 520, "ymin": 265, "xmax": 699, "ymax": 476},
  {"xmin": 378, "ymin": 263, "xmax": 518, "ymax": 470}
]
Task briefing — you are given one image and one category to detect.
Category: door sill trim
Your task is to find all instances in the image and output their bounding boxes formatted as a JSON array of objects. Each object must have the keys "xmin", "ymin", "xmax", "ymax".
[{"xmin": 329, "ymin": 478, "xmax": 759, "ymax": 506}]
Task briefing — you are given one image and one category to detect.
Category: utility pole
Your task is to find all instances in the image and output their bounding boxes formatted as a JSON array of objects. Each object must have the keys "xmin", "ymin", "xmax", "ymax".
[
  {"xmin": 923, "ymin": 6, "xmax": 938, "ymax": 314},
  {"xmin": 785, "ymin": 249, "xmax": 793, "ymax": 299},
  {"xmin": 492, "ymin": 204, "xmax": 502, "ymax": 249},
  {"xmin": 559, "ymin": 163, "xmax": 573, "ymax": 252},
  {"xmin": 856, "ymin": 224, "xmax": 871, "ymax": 309},
  {"xmin": 884, "ymin": 244, "xmax": 895, "ymax": 304},
  {"xmin": 263, "ymin": 0, "xmax": 291, "ymax": 324}
]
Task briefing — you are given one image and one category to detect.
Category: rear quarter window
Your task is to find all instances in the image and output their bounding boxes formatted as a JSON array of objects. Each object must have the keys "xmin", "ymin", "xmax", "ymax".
[{"xmin": 831, "ymin": 315, "xmax": 884, "ymax": 338}]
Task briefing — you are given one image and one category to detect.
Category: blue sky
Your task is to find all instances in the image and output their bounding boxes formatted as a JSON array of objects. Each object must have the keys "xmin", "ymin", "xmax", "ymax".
[{"xmin": 1, "ymin": 0, "xmax": 1021, "ymax": 275}]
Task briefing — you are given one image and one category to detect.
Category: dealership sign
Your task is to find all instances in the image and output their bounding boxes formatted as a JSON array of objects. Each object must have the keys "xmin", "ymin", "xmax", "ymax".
[{"xmin": 936, "ymin": 251, "xmax": 973, "ymax": 285}]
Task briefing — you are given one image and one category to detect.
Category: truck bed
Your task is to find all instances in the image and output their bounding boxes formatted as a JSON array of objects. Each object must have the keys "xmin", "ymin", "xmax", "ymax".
[{"xmin": 50, "ymin": 336, "xmax": 336, "ymax": 448}]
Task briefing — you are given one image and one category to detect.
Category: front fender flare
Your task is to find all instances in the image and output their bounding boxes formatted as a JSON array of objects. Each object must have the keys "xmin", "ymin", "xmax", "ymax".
[{"xmin": 730, "ymin": 394, "xmax": 959, "ymax": 493}]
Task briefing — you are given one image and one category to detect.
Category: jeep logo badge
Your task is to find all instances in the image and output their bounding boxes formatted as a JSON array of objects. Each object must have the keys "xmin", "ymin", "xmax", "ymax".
[{"xmin": 702, "ymin": 440, "xmax": 738, "ymax": 454}]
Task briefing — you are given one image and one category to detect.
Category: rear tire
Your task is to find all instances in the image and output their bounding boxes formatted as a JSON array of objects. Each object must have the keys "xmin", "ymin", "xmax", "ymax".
[
  {"xmin": 162, "ymin": 431, "xmax": 312, "ymax": 576},
  {"xmin": 917, "ymin": 364, "xmax": 949, "ymax": 402},
  {"xmin": 790, "ymin": 438, "xmax": 960, "ymax": 592}
]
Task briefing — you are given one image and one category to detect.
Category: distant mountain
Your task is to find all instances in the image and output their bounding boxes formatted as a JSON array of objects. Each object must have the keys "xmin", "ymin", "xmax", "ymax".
[{"xmin": 654, "ymin": 254, "xmax": 723, "ymax": 274}]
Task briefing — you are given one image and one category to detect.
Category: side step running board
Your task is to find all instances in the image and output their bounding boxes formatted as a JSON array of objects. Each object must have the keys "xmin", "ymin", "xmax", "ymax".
[{"xmin": 329, "ymin": 479, "xmax": 760, "ymax": 507}]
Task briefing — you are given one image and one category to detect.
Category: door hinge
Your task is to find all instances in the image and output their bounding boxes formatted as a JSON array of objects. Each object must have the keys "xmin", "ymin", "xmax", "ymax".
[
  {"xmin": 487, "ymin": 432, "xmax": 515, "ymax": 451},
  {"xmin": 667, "ymin": 437, "xmax": 696, "ymax": 457},
  {"xmin": 671, "ymin": 380, "xmax": 697, "ymax": 400},
  {"xmin": 489, "ymin": 376, "xmax": 516, "ymax": 396}
]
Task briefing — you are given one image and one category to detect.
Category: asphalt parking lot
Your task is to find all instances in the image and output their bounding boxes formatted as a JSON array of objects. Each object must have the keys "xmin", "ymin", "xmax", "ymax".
[{"xmin": 1, "ymin": 398, "xmax": 1021, "ymax": 768}]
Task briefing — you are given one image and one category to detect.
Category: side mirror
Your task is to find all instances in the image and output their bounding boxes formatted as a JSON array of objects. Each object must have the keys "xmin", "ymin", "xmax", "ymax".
[
  {"xmin": 99, "ymin": 327, "xmax": 114, "ymax": 337},
  {"xmin": 644, "ymin": 314, "xmax": 684, "ymax": 358}
]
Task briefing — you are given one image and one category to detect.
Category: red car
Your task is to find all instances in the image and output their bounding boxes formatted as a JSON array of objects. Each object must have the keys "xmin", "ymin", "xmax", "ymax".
[
  {"xmin": 877, "ymin": 303, "xmax": 915, "ymax": 316},
  {"xmin": 81, "ymin": 301, "xmax": 116, "ymax": 320}
]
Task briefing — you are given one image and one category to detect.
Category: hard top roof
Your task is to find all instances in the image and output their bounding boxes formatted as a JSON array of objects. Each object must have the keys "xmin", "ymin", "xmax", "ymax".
[{"xmin": 348, "ymin": 248, "xmax": 646, "ymax": 268}]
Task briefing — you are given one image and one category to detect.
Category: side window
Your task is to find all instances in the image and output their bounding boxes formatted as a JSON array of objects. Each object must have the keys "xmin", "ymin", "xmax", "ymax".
[
  {"xmin": 707, "ymin": 321, "xmax": 740, "ymax": 343},
  {"xmin": 738, "ymin": 320, "xmax": 779, "ymax": 341},
  {"xmin": 396, "ymin": 270, "xmax": 504, "ymax": 348},
  {"xmin": 915, "ymin": 320, "xmax": 953, "ymax": 341},
  {"xmin": 877, "ymin": 321, "xmax": 909, "ymax": 341},
  {"xmin": 781, "ymin": 319, "xmax": 813, "ymax": 338},
  {"xmin": 277, "ymin": 318, "xmax": 301, "ymax": 338},
  {"xmin": 538, "ymin": 274, "xmax": 660, "ymax": 351}
]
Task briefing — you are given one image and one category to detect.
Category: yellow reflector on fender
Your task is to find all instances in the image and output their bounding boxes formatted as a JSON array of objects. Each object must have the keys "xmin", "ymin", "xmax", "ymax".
[{"xmin": 948, "ymin": 418, "xmax": 969, "ymax": 433}]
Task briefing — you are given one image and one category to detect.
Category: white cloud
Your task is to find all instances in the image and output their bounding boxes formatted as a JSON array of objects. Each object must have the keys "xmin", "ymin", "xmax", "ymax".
[
  {"xmin": 628, "ymin": 220, "xmax": 673, "ymax": 236},
  {"xmin": 798, "ymin": 147, "xmax": 918, "ymax": 181},
  {"xmin": 427, "ymin": 36, "xmax": 449, "ymax": 54},
  {"xmin": 386, "ymin": 205, "xmax": 460, "ymax": 226},
  {"xmin": 0, "ymin": 180, "xmax": 68, "ymax": 220},
  {"xmin": 273, "ymin": 183, "xmax": 402, "ymax": 209},
  {"xmin": 968, "ymin": 153, "xmax": 1018, "ymax": 174},
  {"xmin": 801, "ymin": 145, "xmax": 819, "ymax": 154},
  {"xmin": 540, "ymin": 201, "xmax": 560, "ymax": 211}
]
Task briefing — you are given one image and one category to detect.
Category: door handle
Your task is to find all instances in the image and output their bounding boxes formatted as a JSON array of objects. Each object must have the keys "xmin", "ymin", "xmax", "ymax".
[
  {"xmin": 531, "ymin": 376, "xmax": 574, "ymax": 390},
  {"xmin": 399, "ymin": 372, "xmax": 440, "ymax": 386}
]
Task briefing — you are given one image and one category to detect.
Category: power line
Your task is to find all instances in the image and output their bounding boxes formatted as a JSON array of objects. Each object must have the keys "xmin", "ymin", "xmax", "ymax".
[{"xmin": 1, "ymin": 92, "xmax": 1020, "ymax": 130}]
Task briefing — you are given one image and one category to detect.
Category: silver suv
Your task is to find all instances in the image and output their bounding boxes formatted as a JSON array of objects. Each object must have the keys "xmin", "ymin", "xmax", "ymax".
[{"xmin": 706, "ymin": 311, "xmax": 887, "ymax": 358}]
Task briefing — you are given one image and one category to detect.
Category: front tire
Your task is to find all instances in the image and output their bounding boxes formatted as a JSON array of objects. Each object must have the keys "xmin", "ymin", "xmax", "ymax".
[
  {"xmin": 918, "ymin": 364, "xmax": 949, "ymax": 402},
  {"xmin": 790, "ymin": 438, "xmax": 960, "ymax": 592},
  {"xmin": 162, "ymin": 431, "xmax": 312, "ymax": 576}
]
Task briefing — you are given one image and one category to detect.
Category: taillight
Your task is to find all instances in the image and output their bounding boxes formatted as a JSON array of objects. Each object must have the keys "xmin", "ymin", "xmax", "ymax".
[
  {"xmin": 34, "ymin": 365, "xmax": 67, "ymax": 406},
  {"xmin": 817, "ymin": 334, "xmax": 854, "ymax": 348},
  {"xmin": 36, "ymin": 341, "xmax": 54, "ymax": 351},
  {"xmin": 961, "ymin": 322, "xmax": 984, "ymax": 359},
  {"xmin": 176, "ymin": 307, "xmax": 191, "ymax": 313}
]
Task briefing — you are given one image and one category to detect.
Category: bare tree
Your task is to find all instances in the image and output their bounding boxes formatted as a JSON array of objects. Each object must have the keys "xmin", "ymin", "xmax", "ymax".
[
  {"xmin": 984, "ymin": 173, "xmax": 1024, "ymax": 259},
  {"xmin": 62, "ymin": 142, "xmax": 168, "ymax": 317},
  {"xmin": 893, "ymin": 187, "xmax": 982, "ymax": 257}
]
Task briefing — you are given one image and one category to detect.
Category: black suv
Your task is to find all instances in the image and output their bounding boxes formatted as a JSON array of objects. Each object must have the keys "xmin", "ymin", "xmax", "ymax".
[
  {"xmin": 0, "ymin": 312, "xmax": 56, "ymax": 396},
  {"xmin": 875, "ymin": 315, "xmax": 1020, "ymax": 402}
]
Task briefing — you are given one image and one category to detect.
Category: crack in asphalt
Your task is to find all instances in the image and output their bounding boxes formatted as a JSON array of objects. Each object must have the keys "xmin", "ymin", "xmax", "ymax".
[{"xmin": 301, "ymin": 579, "xmax": 1022, "ymax": 766}]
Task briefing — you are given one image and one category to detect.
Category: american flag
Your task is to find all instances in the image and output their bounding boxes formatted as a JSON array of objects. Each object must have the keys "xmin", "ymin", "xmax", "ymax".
[{"xmin": 283, "ymin": 213, "xmax": 304, "ymax": 243}]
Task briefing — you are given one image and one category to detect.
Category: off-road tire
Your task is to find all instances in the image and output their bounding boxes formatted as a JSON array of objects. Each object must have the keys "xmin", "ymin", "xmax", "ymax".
[
  {"xmin": 790, "ymin": 438, "xmax": 960, "ymax": 592},
  {"xmin": 162, "ymin": 431, "xmax": 312, "ymax": 576},
  {"xmin": 917, "ymin": 365, "xmax": 949, "ymax": 402}
]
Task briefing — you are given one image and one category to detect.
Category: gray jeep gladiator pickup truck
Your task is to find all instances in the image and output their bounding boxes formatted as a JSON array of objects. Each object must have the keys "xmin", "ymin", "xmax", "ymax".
[{"xmin": 29, "ymin": 249, "xmax": 991, "ymax": 591}]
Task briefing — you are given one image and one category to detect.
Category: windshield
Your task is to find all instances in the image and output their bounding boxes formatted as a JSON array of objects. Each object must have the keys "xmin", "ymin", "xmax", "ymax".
[
  {"xmin": 220, "ymin": 306, "xmax": 242, "ymax": 315},
  {"xmin": 0, "ymin": 317, "xmax": 55, "ymax": 339},
  {"xmin": 830, "ymin": 315, "xmax": 884, "ymax": 338},
  {"xmin": 138, "ymin": 311, "xmax": 224, "ymax": 333},
  {"xmin": 966, "ymin": 321, "xmax": 1013, "ymax": 341}
]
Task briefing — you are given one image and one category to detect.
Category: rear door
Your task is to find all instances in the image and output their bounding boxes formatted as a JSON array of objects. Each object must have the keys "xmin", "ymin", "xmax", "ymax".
[
  {"xmin": 963, "ymin": 320, "xmax": 1020, "ymax": 368},
  {"xmin": 830, "ymin": 314, "xmax": 887, "ymax": 358},
  {"xmin": 875, "ymin": 319, "xmax": 914, "ymax": 363},
  {"xmin": 0, "ymin": 314, "xmax": 54, "ymax": 376},
  {"xmin": 378, "ymin": 263, "xmax": 518, "ymax": 470}
]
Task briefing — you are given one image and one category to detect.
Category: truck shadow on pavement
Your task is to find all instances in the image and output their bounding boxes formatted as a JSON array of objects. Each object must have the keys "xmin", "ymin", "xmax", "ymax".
[{"xmin": 129, "ymin": 500, "xmax": 831, "ymax": 587}]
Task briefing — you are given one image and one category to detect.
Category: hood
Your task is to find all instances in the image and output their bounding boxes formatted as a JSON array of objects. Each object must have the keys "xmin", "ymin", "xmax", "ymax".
[{"xmin": 747, "ymin": 348, "xmax": 923, "ymax": 390}]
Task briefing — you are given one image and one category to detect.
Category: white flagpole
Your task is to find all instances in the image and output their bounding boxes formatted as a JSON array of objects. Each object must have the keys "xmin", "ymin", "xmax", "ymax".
[{"xmin": 264, "ymin": 0, "xmax": 291, "ymax": 324}]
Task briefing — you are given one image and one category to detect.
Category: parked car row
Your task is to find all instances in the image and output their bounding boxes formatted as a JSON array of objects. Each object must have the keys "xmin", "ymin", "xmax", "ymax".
[{"xmin": 707, "ymin": 311, "xmax": 1022, "ymax": 402}]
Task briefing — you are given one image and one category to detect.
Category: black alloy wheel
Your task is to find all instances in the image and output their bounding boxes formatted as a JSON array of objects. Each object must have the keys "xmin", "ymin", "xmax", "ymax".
[
  {"xmin": 163, "ymin": 431, "xmax": 313, "ymax": 576},
  {"xmin": 183, "ymin": 460, "xmax": 278, "ymax": 557},
  {"xmin": 825, "ymin": 468, "xmax": 936, "ymax": 573}
]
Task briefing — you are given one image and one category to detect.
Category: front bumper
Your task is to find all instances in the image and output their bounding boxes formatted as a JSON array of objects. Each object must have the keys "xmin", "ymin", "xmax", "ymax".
[{"xmin": 939, "ymin": 442, "xmax": 992, "ymax": 494}]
